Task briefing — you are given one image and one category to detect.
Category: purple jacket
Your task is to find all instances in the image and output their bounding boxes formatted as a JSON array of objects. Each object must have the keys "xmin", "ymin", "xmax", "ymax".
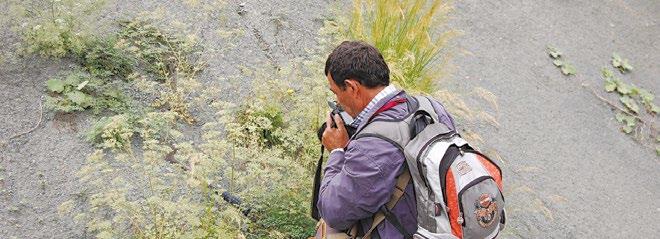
[{"xmin": 318, "ymin": 90, "xmax": 456, "ymax": 238}]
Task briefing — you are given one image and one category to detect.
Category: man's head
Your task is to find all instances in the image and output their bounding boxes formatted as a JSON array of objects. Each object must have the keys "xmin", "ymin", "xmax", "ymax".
[{"xmin": 325, "ymin": 41, "xmax": 390, "ymax": 117}]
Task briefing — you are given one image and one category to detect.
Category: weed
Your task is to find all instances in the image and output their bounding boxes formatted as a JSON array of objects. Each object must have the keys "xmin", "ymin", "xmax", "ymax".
[
  {"xmin": 611, "ymin": 53, "xmax": 633, "ymax": 73},
  {"xmin": 117, "ymin": 18, "xmax": 204, "ymax": 123},
  {"xmin": 44, "ymin": 70, "xmax": 131, "ymax": 114},
  {"xmin": 86, "ymin": 114, "xmax": 134, "ymax": 150},
  {"xmin": 598, "ymin": 68, "xmax": 658, "ymax": 154},
  {"xmin": 117, "ymin": 19, "xmax": 202, "ymax": 82},
  {"xmin": 10, "ymin": 0, "xmax": 105, "ymax": 58},
  {"xmin": 345, "ymin": 0, "xmax": 502, "ymax": 155},
  {"xmin": 77, "ymin": 37, "xmax": 136, "ymax": 78},
  {"xmin": 547, "ymin": 46, "xmax": 577, "ymax": 76}
]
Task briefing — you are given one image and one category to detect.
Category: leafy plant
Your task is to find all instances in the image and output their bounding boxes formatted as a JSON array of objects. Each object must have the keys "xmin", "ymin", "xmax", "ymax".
[
  {"xmin": 44, "ymin": 71, "xmax": 130, "ymax": 113},
  {"xmin": 547, "ymin": 46, "xmax": 562, "ymax": 58},
  {"xmin": 598, "ymin": 68, "xmax": 658, "ymax": 155},
  {"xmin": 602, "ymin": 68, "xmax": 658, "ymax": 116},
  {"xmin": 612, "ymin": 53, "xmax": 633, "ymax": 73},
  {"xmin": 86, "ymin": 114, "xmax": 134, "ymax": 150},
  {"xmin": 547, "ymin": 46, "xmax": 576, "ymax": 76}
]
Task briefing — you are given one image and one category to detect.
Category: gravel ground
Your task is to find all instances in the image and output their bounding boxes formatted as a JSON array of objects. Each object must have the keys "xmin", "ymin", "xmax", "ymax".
[
  {"xmin": 446, "ymin": 0, "xmax": 659, "ymax": 238},
  {"xmin": 1, "ymin": 0, "xmax": 658, "ymax": 238}
]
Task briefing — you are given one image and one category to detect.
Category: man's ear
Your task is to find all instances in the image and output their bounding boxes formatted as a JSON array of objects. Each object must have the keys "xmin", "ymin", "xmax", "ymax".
[{"xmin": 345, "ymin": 79, "xmax": 361, "ymax": 95}]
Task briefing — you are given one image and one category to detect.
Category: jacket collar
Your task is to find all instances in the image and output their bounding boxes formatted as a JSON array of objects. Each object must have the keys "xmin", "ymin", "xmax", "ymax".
[{"xmin": 354, "ymin": 89, "xmax": 405, "ymax": 133}]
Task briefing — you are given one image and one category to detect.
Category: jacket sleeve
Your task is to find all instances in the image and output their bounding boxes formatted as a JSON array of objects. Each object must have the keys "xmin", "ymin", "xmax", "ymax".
[{"xmin": 317, "ymin": 137, "xmax": 406, "ymax": 230}]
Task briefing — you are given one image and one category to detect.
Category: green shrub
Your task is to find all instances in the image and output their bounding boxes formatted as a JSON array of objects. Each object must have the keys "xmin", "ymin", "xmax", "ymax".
[
  {"xmin": 44, "ymin": 71, "xmax": 130, "ymax": 113},
  {"xmin": 137, "ymin": 111, "xmax": 182, "ymax": 148},
  {"xmin": 11, "ymin": 0, "xmax": 105, "ymax": 58},
  {"xmin": 246, "ymin": 185, "xmax": 317, "ymax": 239},
  {"xmin": 229, "ymin": 102, "xmax": 286, "ymax": 148},
  {"xmin": 197, "ymin": 62, "xmax": 331, "ymax": 238},
  {"xmin": 117, "ymin": 19, "xmax": 202, "ymax": 82},
  {"xmin": 77, "ymin": 37, "xmax": 136, "ymax": 78},
  {"xmin": 86, "ymin": 114, "xmax": 134, "ymax": 150}
]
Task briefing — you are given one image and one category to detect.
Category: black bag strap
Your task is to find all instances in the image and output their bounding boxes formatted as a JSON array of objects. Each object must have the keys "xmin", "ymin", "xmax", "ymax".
[
  {"xmin": 362, "ymin": 167, "xmax": 412, "ymax": 239},
  {"xmin": 311, "ymin": 144, "xmax": 324, "ymax": 220},
  {"xmin": 381, "ymin": 205, "xmax": 413, "ymax": 239}
]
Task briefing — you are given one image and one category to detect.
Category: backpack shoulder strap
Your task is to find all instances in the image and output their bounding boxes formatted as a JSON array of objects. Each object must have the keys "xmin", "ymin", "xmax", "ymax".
[
  {"xmin": 354, "ymin": 120, "xmax": 410, "ymax": 151},
  {"xmin": 353, "ymin": 95, "xmax": 442, "ymax": 147},
  {"xmin": 362, "ymin": 168, "xmax": 412, "ymax": 239}
]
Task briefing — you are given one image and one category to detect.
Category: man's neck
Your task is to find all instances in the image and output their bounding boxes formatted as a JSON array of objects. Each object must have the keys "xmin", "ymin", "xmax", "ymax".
[{"xmin": 358, "ymin": 86, "xmax": 387, "ymax": 109}]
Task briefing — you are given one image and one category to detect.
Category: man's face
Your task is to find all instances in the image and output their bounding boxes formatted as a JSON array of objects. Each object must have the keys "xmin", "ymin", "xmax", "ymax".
[{"xmin": 327, "ymin": 74, "xmax": 360, "ymax": 118}]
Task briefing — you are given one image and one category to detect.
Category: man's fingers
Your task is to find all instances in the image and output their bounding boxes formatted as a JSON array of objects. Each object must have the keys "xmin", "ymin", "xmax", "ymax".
[
  {"xmin": 333, "ymin": 114, "xmax": 345, "ymax": 131},
  {"xmin": 325, "ymin": 113, "xmax": 333, "ymax": 129}
]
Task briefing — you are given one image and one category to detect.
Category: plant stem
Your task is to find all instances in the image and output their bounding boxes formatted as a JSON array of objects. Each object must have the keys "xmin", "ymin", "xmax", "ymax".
[
  {"xmin": 585, "ymin": 85, "xmax": 647, "ymax": 124},
  {"xmin": 585, "ymin": 85, "xmax": 659, "ymax": 151}
]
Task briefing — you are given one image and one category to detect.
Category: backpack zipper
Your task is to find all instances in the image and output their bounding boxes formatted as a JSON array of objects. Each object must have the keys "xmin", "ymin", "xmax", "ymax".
[
  {"xmin": 462, "ymin": 148, "xmax": 503, "ymax": 179},
  {"xmin": 462, "ymin": 148, "xmax": 505, "ymax": 203}
]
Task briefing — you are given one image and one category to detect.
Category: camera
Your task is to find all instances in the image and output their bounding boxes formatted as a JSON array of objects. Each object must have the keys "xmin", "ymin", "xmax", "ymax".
[{"xmin": 316, "ymin": 100, "xmax": 357, "ymax": 141}]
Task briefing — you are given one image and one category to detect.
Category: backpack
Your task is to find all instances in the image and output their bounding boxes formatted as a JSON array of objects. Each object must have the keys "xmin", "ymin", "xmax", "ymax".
[{"xmin": 351, "ymin": 95, "xmax": 506, "ymax": 239}]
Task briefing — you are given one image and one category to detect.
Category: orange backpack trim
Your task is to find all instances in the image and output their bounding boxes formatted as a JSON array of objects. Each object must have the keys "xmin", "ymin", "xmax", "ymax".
[
  {"xmin": 477, "ymin": 155, "xmax": 503, "ymax": 191},
  {"xmin": 445, "ymin": 169, "xmax": 463, "ymax": 238}
]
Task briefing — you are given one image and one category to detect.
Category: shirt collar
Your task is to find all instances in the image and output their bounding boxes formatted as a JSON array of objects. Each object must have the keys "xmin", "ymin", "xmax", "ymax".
[{"xmin": 349, "ymin": 85, "xmax": 398, "ymax": 128}]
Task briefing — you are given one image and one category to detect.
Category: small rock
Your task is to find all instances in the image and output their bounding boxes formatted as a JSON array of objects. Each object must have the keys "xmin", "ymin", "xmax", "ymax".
[{"xmin": 237, "ymin": 2, "xmax": 247, "ymax": 15}]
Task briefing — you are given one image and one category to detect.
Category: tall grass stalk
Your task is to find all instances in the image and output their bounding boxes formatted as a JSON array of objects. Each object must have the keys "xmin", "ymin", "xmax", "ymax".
[{"xmin": 348, "ymin": 0, "xmax": 457, "ymax": 93}]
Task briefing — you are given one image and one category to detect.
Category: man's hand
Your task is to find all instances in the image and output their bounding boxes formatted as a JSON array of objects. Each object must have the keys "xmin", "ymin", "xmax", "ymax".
[{"xmin": 322, "ymin": 113, "xmax": 349, "ymax": 151}]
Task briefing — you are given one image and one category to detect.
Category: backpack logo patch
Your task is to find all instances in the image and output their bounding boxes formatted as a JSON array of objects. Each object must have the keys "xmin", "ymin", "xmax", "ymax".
[
  {"xmin": 456, "ymin": 161, "xmax": 472, "ymax": 175},
  {"xmin": 474, "ymin": 193, "xmax": 498, "ymax": 228}
]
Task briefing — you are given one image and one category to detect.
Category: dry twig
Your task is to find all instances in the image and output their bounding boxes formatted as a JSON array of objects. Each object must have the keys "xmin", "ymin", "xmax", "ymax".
[{"xmin": 1, "ymin": 97, "xmax": 44, "ymax": 148}]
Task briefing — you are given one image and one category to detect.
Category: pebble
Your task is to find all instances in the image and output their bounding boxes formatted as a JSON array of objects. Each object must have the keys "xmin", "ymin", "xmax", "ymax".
[{"xmin": 237, "ymin": 2, "xmax": 247, "ymax": 15}]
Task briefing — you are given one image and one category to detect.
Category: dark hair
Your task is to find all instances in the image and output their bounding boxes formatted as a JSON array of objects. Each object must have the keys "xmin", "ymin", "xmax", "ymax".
[{"xmin": 324, "ymin": 41, "xmax": 390, "ymax": 89}]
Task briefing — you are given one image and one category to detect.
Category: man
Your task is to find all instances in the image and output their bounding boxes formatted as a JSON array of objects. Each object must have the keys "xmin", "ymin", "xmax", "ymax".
[{"xmin": 319, "ymin": 41, "xmax": 457, "ymax": 238}]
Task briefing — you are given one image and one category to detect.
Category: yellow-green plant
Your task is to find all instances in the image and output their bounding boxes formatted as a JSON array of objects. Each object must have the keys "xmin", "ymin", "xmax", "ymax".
[
  {"xmin": 347, "ymin": 0, "xmax": 456, "ymax": 93},
  {"xmin": 10, "ymin": 0, "xmax": 105, "ymax": 58}
]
